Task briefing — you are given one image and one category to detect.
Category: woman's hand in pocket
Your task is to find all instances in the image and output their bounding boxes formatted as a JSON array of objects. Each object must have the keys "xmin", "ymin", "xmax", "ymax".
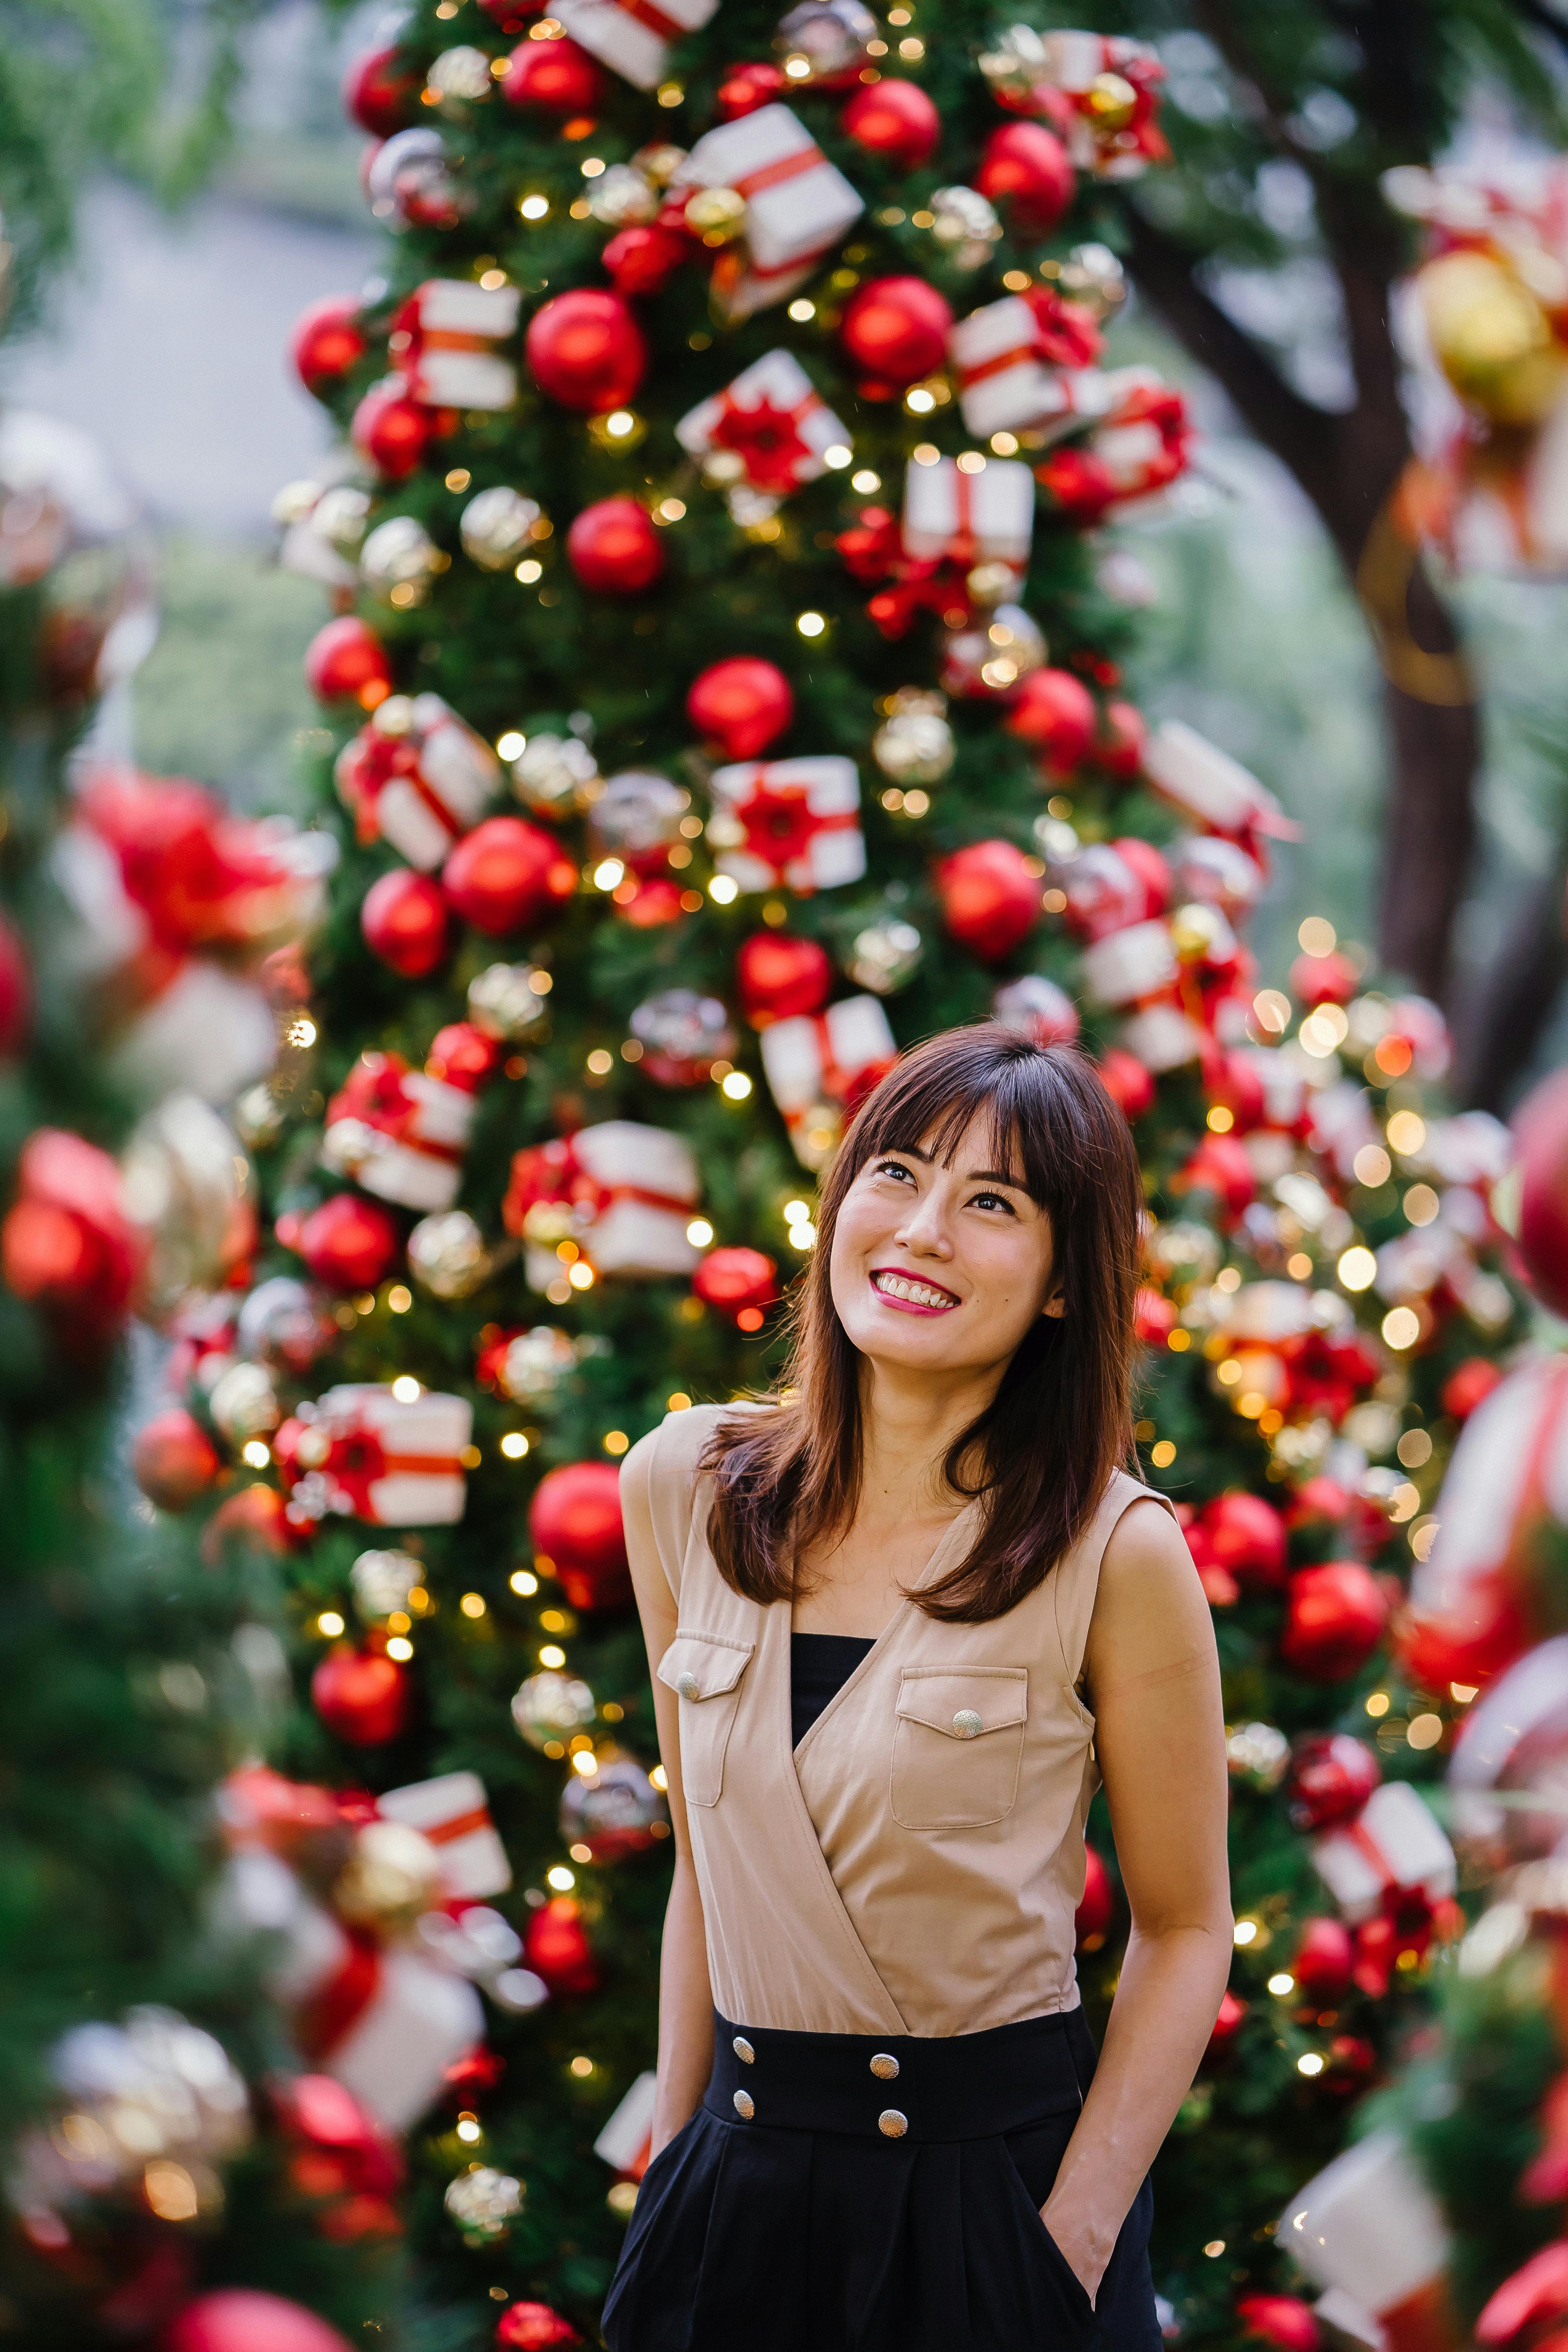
[{"xmin": 1039, "ymin": 2197, "xmax": 1110, "ymax": 2309}]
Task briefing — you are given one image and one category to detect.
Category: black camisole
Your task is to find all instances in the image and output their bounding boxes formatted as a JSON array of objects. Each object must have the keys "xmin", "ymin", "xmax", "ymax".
[{"xmin": 790, "ymin": 1632, "xmax": 875, "ymax": 1750}]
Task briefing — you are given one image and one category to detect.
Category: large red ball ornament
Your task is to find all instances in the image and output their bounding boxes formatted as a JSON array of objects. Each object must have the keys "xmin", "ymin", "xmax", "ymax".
[
  {"xmin": 1, "ymin": 1128, "xmax": 141, "ymax": 1341},
  {"xmin": 523, "ymin": 1893, "xmax": 601, "ymax": 1996},
  {"xmin": 976, "ymin": 122, "xmax": 1077, "ymax": 239},
  {"xmin": 361, "ymin": 870, "xmax": 450, "ymax": 978},
  {"xmin": 936, "ymin": 839, "xmax": 1041, "ymax": 962},
  {"xmin": 1280, "ymin": 1563, "xmax": 1390, "ymax": 1681},
  {"xmin": 341, "ymin": 47, "xmax": 419, "ymax": 139},
  {"xmin": 1236, "ymin": 2296, "xmax": 1322, "ymax": 2352},
  {"xmin": 1178, "ymin": 1132, "xmax": 1256, "ymax": 1220},
  {"xmin": 1285, "ymin": 1732, "xmax": 1380, "ymax": 1831},
  {"xmin": 840, "ymin": 79, "xmax": 940, "ymax": 171},
  {"xmin": 603, "ymin": 224, "xmax": 689, "ymax": 297},
  {"xmin": 312, "ymin": 1643, "xmax": 412, "ymax": 1747},
  {"xmin": 496, "ymin": 2304, "xmax": 583, "ymax": 2350},
  {"xmin": 0, "ymin": 912, "xmax": 30, "ymax": 1058},
  {"xmin": 716, "ymin": 60, "xmax": 788, "ymax": 119},
  {"xmin": 201, "ymin": 1483, "xmax": 299, "ymax": 1566},
  {"xmin": 687, "ymin": 657, "xmax": 794, "ymax": 758},
  {"xmin": 428, "ymin": 1021, "xmax": 501, "ymax": 1090},
  {"xmin": 1442, "ymin": 1356, "xmax": 1504, "ymax": 1420},
  {"xmin": 694, "ymin": 1247, "xmax": 778, "ymax": 1322},
  {"xmin": 1201, "ymin": 1491, "xmax": 1286, "ymax": 1591},
  {"xmin": 350, "ymin": 382, "xmax": 431, "ymax": 481},
  {"xmin": 304, "ymin": 617, "xmax": 391, "ymax": 710},
  {"xmin": 566, "ymin": 496, "xmax": 665, "ymax": 594},
  {"xmin": 529, "ymin": 1461, "xmax": 630, "ymax": 1612},
  {"xmin": 1005, "ymin": 667, "xmax": 1097, "ymax": 773},
  {"xmin": 736, "ymin": 930, "xmax": 832, "ymax": 1025},
  {"xmin": 1205, "ymin": 1988, "xmax": 1247, "ymax": 2060},
  {"xmin": 132, "ymin": 1408, "xmax": 221, "ymax": 1512},
  {"xmin": 164, "ymin": 2292, "xmax": 355, "ymax": 2352},
  {"xmin": 1097, "ymin": 1047, "xmax": 1155, "ymax": 1122},
  {"xmin": 526, "ymin": 290, "xmax": 647, "ymax": 414},
  {"xmin": 297, "ymin": 1194, "xmax": 401, "ymax": 1293},
  {"xmin": 500, "ymin": 34, "xmax": 605, "ymax": 112},
  {"xmin": 1512, "ymin": 1066, "xmax": 1568, "ymax": 1316},
  {"xmin": 1075, "ymin": 1843, "xmax": 1113, "ymax": 1944},
  {"xmin": 443, "ymin": 816, "xmax": 570, "ymax": 936},
  {"xmin": 291, "ymin": 296, "xmax": 367, "ymax": 395},
  {"xmin": 839, "ymin": 276, "xmax": 953, "ymax": 395},
  {"xmin": 1098, "ymin": 698, "xmax": 1148, "ymax": 779},
  {"xmin": 1291, "ymin": 1917, "xmax": 1355, "ymax": 2006}
]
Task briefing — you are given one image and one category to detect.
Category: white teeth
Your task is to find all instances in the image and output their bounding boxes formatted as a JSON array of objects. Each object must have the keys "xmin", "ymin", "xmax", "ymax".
[{"xmin": 872, "ymin": 1271, "xmax": 957, "ymax": 1310}]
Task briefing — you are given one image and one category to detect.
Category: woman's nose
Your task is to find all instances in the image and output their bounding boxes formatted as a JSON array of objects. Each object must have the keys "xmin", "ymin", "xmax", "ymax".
[{"xmin": 895, "ymin": 1198, "xmax": 955, "ymax": 1256}]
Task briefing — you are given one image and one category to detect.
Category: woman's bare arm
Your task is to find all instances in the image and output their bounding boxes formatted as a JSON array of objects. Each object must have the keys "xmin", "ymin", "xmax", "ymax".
[
  {"xmin": 1040, "ymin": 1499, "xmax": 1232, "ymax": 2299},
  {"xmin": 624, "ymin": 1450, "xmax": 715, "ymax": 2155}
]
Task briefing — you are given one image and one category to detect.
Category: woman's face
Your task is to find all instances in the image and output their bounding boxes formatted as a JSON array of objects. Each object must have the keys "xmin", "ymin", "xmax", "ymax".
[{"xmin": 828, "ymin": 1115, "xmax": 1062, "ymax": 1383}]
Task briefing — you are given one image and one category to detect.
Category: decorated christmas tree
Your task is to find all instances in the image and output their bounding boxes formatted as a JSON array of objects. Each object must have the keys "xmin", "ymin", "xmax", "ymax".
[{"xmin": 137, "ymin": 7, "xmax": 1532, "ymax": 2347}]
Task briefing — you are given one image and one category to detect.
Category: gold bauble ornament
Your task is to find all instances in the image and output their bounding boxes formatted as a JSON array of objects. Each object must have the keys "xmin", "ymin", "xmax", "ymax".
[
  {"xmin": 407, "ymin": 1209, "xmax": 491, "ymax": 1299},
  {"xmin": 334, "ymin": 1819, "xmax": 443, "ymax": 1934},
  {"xmin": 684, "ymin": 186, "xmax": 747, "ymax": 244},
  {"xmin": 1419, "ymin": 249, "xmax": 1564, "ymax": 425},
  {"xmin": 1085, "ymin": 70, "xmax": 1138, "ymax": 130},
  {"xmin": 1169, "ymin": 899, "xmax": 1228, "ymax": 962},
  {"xmin": 122, "ymin": 1094, "xmax": 253, "ymax": 1327},
  {"xmin": 460, "ymin": 487, "xmax": 541, "ymax": 571},
  {"xmin": 426, "ymin": 45, "xmax": 493, "ymax": 111}
]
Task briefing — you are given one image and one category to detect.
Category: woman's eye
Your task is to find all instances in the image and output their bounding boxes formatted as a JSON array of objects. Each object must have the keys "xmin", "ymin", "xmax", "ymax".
[
  {"xmin": 874, "ymin": 1159, "xmax": 914, "ymax": 1183},
  {"xmin": 970, "ymin": 1191, "xmax": 1015, "ymax": 1214}
]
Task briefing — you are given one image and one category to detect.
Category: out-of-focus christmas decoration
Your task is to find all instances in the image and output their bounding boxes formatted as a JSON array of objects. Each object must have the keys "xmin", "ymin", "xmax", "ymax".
[
  {"xmin": 512, "ymin": 1667, "xmax": 598, "ymax": 1750},
  {"xmin": 840, "ymin": 277, "xmax": 953, "ymax": 396},
  {"xmin": 163, "ymin": 2290, "xmax": 357, "ymax": 2352},
  {"xmin": 687, "ymin": 655, "xmax": 793, "ymax": 758},
  {"xmin": 503, "ymin": 1123, "xmax": 702, "ymax": 1285},
  {"xmin": 277, "ymin": 1383, "xmax": 473, "ymax": 1527},
  {"xmin": 335, "ymin": 693, "xmax": 501, "ymax": 873},
  {"xmin": 566, "ymin": 495, "xmax": 664, "ymax": 594},
  {"xmin": 305, "ymin": 616, "xmax": 392, "ymax": 709},
  {"xmin": 529, "ymin": 1460, "xmax": 629, "ymax": 1611},
  {"xmin": 558, "ymin": 1750, "xmax": 669, "ymax": 1858},
  {"xmin": 462, "ymin": 486, "xmax": 543, "ymax": 571},
  {"xmin": 362, "ymin": 868, "xmax": 451, "ymax": 977},
  {"xmin": 760, "ymin": 996, "xmax": 897, "ymax": 1168},
  {"xmin": 707, "ymin": 754, "xmax": 865, "ymax": 895},
  {"xmin": 444, "ymin": 814, "xmax": 577, "ymax": 935},
  {"xmin": 294, "ymin": 1193, "xmax": 401, "ymax": 1293},
  {"xmin": 395, "ymin": 279, "xmax": 521, "ymax": 409},
  {"xmin": 526, "ymin": 289, "xmax": 648, "ymax": 413},
  {"xmin": 673, "ymin": 101, "xmax": 863, "ymax": 320},
  {"xmin": 631, "ymin": 989, "xmax": 737, "ymax": 1085},
  {"xmin": 312, "ymin": 1643, "xmax": 414, "ymax": 1745}
]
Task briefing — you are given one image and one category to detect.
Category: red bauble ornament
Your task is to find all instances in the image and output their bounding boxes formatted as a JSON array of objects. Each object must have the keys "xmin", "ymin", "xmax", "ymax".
[
  {"xmin": 443, "ymin": 816, "xmax": 571, "ymax": 936},
  {"xmin": 500, "ymin": 34, "xmax": 605, "ymax": 112},
  {"xmin": 566, "ymin": 496, "xmax": 665, "ymax": 595},
  {"xmin": 351, "ymin": 382, "xmax": 431, "ymax": 481},
  {"xmin": 1075, "ymin": 1843, "xmax": 1113, "ymax": 1944},
  {"xmin": 603, "ymin": 223, "xmax": 689, "ymax": 297},
  {"xmin": 1205, "ymin": 1988, "xmax": 1247, "ymax": 2059},
  {"xmin": 341, "ymin": 47, "xmax": 418, "ymax": 139},
  {"xmin": 523, "ymin": 1893, "xmax": 601, "ymax": 1996},
  {"xmin": 1208, "ymin": 1047, "xmax": 1267, "ymax": 1134},
  {"xmin": 1442, "ymin": 1356, "xmax": 1504, "ymax": 1420},
  {"xmin": 1286, "ymin": 1731, "xmax": 1380, "ymax": 1831},
  {"xmin": 0, "ymin": 912, "xmax": 28, "ymax": 1057},
  {"xmin": 361, "ymin": 869, "xmax": 450, "ymax": 978},
  {"xmin": 1292, "ymin": 1916, "xmax": 1355, "ymax": 2005},
  {"xmin": 736, "ymin": 931, "xmax": 832, "ymax": 1025},
  {"xmin": 164, "ymin": 2288, "xmax": 355, "ymax": 2352},
  {"xmin": 839, "ymin": 79, "xmax": 940, "ymax": 171},
  {"xmin": 305, "ymin": 617, "xmax": 391, "ymax": 710},
  {"xmin": 1289, "ymin": 949, "xmax": 1359, "ymax": 1008},
  {"xmin": 132, "ymin": 1408, "xmax": 221, "ymax": 1512},
  {"xmin": 1006, "ymin": 667, "xmax": 1098, "ymax": 773},
  {"xmin": 312, "ymin": 1643, "xmax": 412, "ymax": 1747},
  {"xmin": 530, "ymin": 1460, "xmax": 630, "ymax": 1612},
  {"xmin": 1, "ymin": 1128, "xmax": 141, "ymax": 1344},
  {"xmin": 526, "ymin": 290, "xmax": 647, "ymax": 414},
  {"xmin": 201, "ymin": 1483, "xmax": 299, "ymax": 1566},
  {"xmin": 1201, "ymin": 1491, "xmax": 1286, "ymax": 1591},
  {"xmin": 428, "ymin": 1021, "xmax": 501, "ymax": 1090},
  {"xmin": 839, "ymin": 276, "xmax": 953, "ymax": 395},
  {"xmin": 1237, "ymin": 2295, "xmax": 1322, "ymax": 2352},
  {"xmin": 296, "ymin": 1194, "xmax": 401, "ymax": 1292},
  {"xmin": 687, "ymin": 657, "xmax": 793, "ymax": 759},
  {"xmin": 936, "ymin": 839, "xmax": 1041, "ymax": 962},
  {"xmin": 1513, "ymin": 1066, "xmax": 1568, "ymax": 1317},
  {"xmin": 496, "ymin": 2304, "xmax": 583, "ymax": 2350},
  {"xmin": 694, "ymin": 1247, "xmax": 778, "ymax": 1322},
  {"xmin": 716, "ymin": 60, "xmax": 788, "ymax": 118},
  {"xmin": 1280, "ymin": 1564, "xmax": 1390, "ymax": 1681},
  {"xmin": 1097, "ymin": 1047, "xmax": 1155, "ymax": 1121},
  {"xmin": 1098, "ymin": 698, "xmax": 1148, "ymax": 779},
  {"xmin": 1178, "ymin": 1132, "xmax": 1256, "ymax": 1220},
  {"xmin": 291, "ymin": 297, "xmax": 367, "ymax": 395},
  {"xmin": 976, "ymin": 122, "xmax": 1076, "ymax": 239}
]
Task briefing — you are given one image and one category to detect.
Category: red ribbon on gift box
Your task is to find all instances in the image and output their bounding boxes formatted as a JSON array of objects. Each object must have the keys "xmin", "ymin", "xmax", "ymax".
[
  {"xmin": 337, "ymin": 729, "xmax": 469, "ymax": 852},
  {"xmin": 502, "ymin": 1134, "xmax": 695, "ymax": 1243},
  {"xmin": 729, "ymin": 770, "xmax": 858, "ymax": 880},
  {"xmin": 327, "ymin": 1055, "xmax": 466, "ymax": 1166},
  {"xmin": 734, "ymin": 142, "xmax": 826, "ymax": 201}
]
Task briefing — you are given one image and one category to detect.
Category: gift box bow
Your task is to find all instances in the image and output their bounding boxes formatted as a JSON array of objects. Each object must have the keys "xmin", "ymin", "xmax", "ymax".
[
  {"xmin": 709, "ymin": 758, "xmax": 861, "ymax": 888},
  {"xmin": 502, "ymin": 1132, "xmax": 697, "ymax": 1248},
  {"xmin": 335, "ymin": 723, "xmax": 460, "ymax": 852},
  {"xmin": 677, "ymin": 349, "xmax": 847, "ymax": 492},
  {"xmin": 326, "ymin": 1053, "xmax": 467, "ymax": 1170}
]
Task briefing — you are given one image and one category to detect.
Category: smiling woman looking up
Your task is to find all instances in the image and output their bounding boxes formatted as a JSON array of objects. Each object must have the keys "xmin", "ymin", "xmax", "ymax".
[{"xmin": 605, "ymin": 1025, "xmax": 1230, "ymax": 2352}]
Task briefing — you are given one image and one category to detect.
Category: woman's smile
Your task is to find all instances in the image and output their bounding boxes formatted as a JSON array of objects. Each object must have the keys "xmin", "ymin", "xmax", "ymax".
[{"xmin": 869, "ymin": 1266, "xmax": 962, "ymax": 1314}]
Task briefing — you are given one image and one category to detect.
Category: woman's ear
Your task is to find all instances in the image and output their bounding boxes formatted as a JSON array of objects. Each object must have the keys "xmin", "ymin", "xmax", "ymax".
[{"xmin": 1040, "ymin": 1292, "xmax": 1066, "ymax": 1320}]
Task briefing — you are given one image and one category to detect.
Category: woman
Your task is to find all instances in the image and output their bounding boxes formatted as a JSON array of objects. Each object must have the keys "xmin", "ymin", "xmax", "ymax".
[{"xmin": 606, "ymin": 1026, "xmax": 1230, "ymax": 2352}]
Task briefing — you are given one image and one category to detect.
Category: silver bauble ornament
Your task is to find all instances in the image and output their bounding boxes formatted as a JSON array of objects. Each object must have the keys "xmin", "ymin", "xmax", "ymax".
[
  {"xmin": 511, "ymin": 731, "xmax": 600, "ymax": 818},
  {"xmin": 408, "ymin": 1209, "xmax": 490, "ymax": 1299},
  {"xmin": 1171, "ymin": 834, "xmax": 1263, "ymax": 916},
  {"xmin": 235, "ymin": 1275, "xmax": 333, "ymax": 1378},
  {"xmin": 314, "ymin": 485, "xmax": 372, "ymax": 558},
  {"xmin": 496, "ymin": 1324, "xmax": 579, "ymax": 1404},
  {"xmin": 993, "ymin": 973, "xmax": 1081, "ymax": 1047},
  {"xmin": 233, "ymin": 1082, "xmax": 284, "ymax": 1152},
  {"xmin": 631, "ymin": 989, "xmax": 737, "ymax": 1085},
  {"xmin": 351, "ymin": 1547, "xmax": 423, "ymax": 1622},
  {"xmin": 1059, "ymin": 241, "xmax": 1127, "ymax": 319},
  {"xmin": 511, "ymin": 1668, "xmax": 596, "ymax": 1750},
  {"xmin": 468, "ymin": 961, "xmax": 550, "ymax": 1042},
  {"xmin": 848, "ymin": 917, "xmax": 923, "ymax": 996},
  {"xmin": 1145, "ymin": 1220, "xmax": 1222, "ymax": 1290},
  {"xmin": 977, "ymin": 23, "xmax": 1050, "ymax": 101},
  {"xmin": 558, "ymin": 1750, "xmax": 669, "ymax": 1859},
  {"xmin": 121, "ymin": 1094, "xmax": 252, "ymax": 1327},
  {"xmin": 444, "ymin": 2165, "xmax": 523, "ymax": 2241},
  {"xmin": 461, "ymin": 486, "xmax": 542, "ymax": 571},
  {"xmin": 208, "ymin": 1359, "xmax": 281, "ymax": 1444},
  {"xmin": 928, "ymin": 185, "xmax": 1003, "ymax": 269},
  {"xmin": 427, "ymin": 44, "xmax": 494, "ymax": 109},
  {"xmin": 31, "ymin": 2005, "xmax": 251, "ymax": 2210},
  {"xmin": 590, "ymin": 769, "xmax": 688, "ymax": 862},
  {"xmin": 774, "ymin": 0, "xmax": 876, "ymax": 79},
  {"xmin": 872, "ymin": 688, "xmax": 954, "ymax": 786},
  {"xmin": 940, "ymin": 602, "xmax": 1046, "ymax": 699},
  {"xmin": 360, "ymin": 515, "xmax": 439, "ymax": 602},
  {"xmin": 588, "ymin": 162, "xmax": 661, "ymax": 227},
  {"xmin": 365, "ymin": 128, "xmax": 465, "ymax": 231},
  {"xmin": 1226, "ymin": 1722, "xmax": 1291, "ymax": 1788}
]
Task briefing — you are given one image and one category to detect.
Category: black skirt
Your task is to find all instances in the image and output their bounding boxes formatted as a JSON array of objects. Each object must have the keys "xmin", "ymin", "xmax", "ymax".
[{"xmin": 602, "ymin": 2006, "xmax": 1160, "ymax": 2352}]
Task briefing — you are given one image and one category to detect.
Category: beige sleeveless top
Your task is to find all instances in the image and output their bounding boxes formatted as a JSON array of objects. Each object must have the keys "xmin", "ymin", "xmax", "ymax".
[{"xmin": 620, "ymin": 1402, "xmax": 1175, "ymax": 2040}]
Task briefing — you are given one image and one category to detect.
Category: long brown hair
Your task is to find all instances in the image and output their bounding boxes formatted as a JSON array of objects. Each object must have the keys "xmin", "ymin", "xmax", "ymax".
[{"xmin": 701, "ymin": 1024, "xmax": 1144, "ymax": 1624}]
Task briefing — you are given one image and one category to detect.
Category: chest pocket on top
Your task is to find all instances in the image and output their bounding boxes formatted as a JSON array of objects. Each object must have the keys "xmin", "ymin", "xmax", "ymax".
[
  {"xmin": 891, "ymin": 1666, "xmax": 1028, "ymax": 1831},
  {"xmin": 657, "ymin": 1630, "xmax": 755, "ymax": 1808}
]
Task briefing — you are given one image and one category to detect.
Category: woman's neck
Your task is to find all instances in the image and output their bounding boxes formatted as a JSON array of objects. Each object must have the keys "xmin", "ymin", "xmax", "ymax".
[{"xmin": 855, "ymin": 1354, "xmax": 1003, "ymax": 1521}]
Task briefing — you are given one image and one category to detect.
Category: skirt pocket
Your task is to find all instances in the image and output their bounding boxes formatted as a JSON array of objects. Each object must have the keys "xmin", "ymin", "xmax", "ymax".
[
  {"xmin": 998, "ymin": 2140, "xmax": 1100, "ymax": 2346},
  {"xmin": 602, "ymin": 2109, "xmax": 720, "ymax": 2352}
]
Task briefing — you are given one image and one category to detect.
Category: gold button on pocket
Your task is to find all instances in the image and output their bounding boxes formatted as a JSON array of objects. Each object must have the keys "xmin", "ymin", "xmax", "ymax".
[
  {"xmin": 869, "ymin": 2053, "xmax": 899, "ymax": 2081},
  {"xmin": 733, "ymin": 2036, "xmax": 755, "ymax": 2064},
  {"xmin": 657, "ymin": 1630, "xmax": 756, "ymax": 1807},
  {"xmin": 891, "ymin": 1667, "xmax": 1029, "ymax": 1832},
  {"xmin": 733, "ymin": 2089, "xmax": 754, "ymax": 2120},
  {"xmin": 878, "ymin": 2110, "xmax": 908, "ymax": 2138}
]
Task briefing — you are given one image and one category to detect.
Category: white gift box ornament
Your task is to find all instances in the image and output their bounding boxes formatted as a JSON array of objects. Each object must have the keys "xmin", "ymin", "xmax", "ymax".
[
  {"xmin": 398, "ymin": 280, "xmax": 521, "ymax": 410},
  {"xmin": 335, "ymin": 694, "xmax": 500, "ymax": 872},
  {"xmin": 1080, "ymin": 918, "xmax": 1179, "ymax": 1008},
  {"xmin": 679, "ymin": 104, "xmax": 863, "ymax": 317},
  {"xmin": 948, "ymin": 297, "xmax": 1090, "ymax": 441},
  {"xmin": 323, "ymin": 1054, "xmax": 476, "ymax": 1214},
  {"xmin": 510, "ymin": 1120, "xmax": 703, "ymax": 1290},
  {"xmin": 595, "ymin": 2070, "xmax": 658, "ymax": 2179},
  {"xmin": 1141, "ymin": 718, "xmax": 1296, "ymax": 842},
  {"xmin": 709, "ymin": 756, "xmax": 865, "ymax": 895},
  {"xmin": 555, "ymin": 0, "xmax": 718, "ymax": 90},
  {"xmin": 286, "ymin": 1383, "xmax": 473, "ymax": 1526},
  {"xmin": 677, "ymin": 349, "xmax": 849, "ymax": 492},
  {"xmin": 901, "ymin": 455, "xmax": 1036, "ymax": 573},
  {"xmin": 1310, "ymin": 1781, "xmax": 1457, "ymax": 1924},
  {"xmin": 378, "ymin": 1771, "xmax": 512, "ymax": 1903},
  {"xmin": 327, "ymin": 1950, "xmax": 485, "ymax": 2134},
  {"xmin": 1277, "ymin": 2132, "xmax": 1452, "ymax": 2352},
  {"xmin": 1119, "ymin": 1002, "xmax": 1204, "ymax": 1072},
  {"xmin": 761, "ymin": 996, "xmax": 897, "ymax": 1164}
]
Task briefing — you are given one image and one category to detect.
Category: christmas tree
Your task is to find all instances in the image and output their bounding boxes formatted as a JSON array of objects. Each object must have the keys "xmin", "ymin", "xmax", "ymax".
[{"xmin": 145, "ymin": 7, "xmax": 1527, "ymax": 2346}]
